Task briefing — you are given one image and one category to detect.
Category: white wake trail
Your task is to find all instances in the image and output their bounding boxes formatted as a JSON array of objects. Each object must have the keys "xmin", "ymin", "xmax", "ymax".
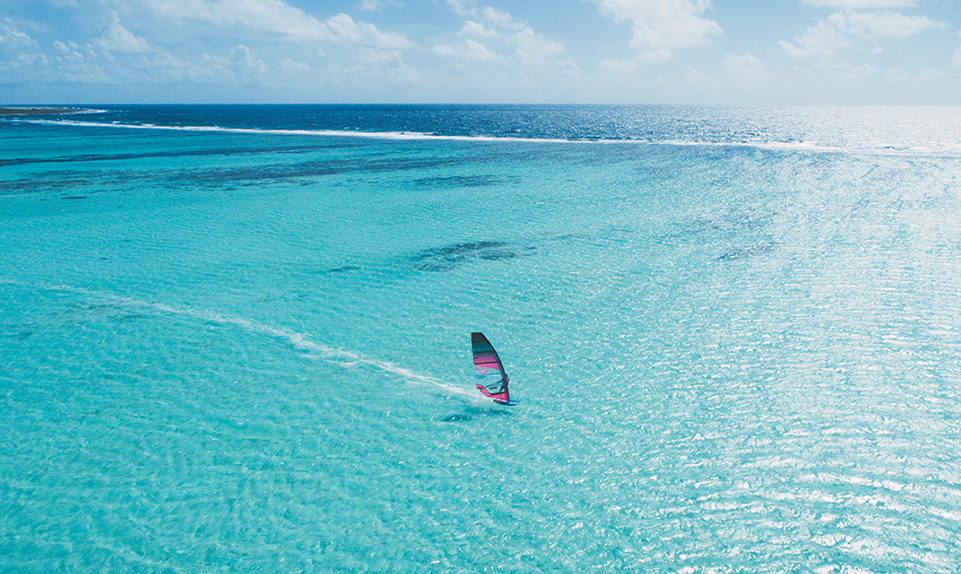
[{"xmin": 4, "ymin": 279, "xmax": 474, "ymax": 398}]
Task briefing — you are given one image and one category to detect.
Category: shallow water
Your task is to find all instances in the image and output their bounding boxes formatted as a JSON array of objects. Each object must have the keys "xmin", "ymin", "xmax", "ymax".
[{"xmin": 2, "ymin": 106, "xmax": 960, "ymax": 572}]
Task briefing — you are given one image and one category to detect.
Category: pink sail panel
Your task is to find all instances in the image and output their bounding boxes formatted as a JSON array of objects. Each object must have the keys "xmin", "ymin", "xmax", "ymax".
[{"xmin": 473, "ymin": 351, "xmax": 502, "ymax": 375}]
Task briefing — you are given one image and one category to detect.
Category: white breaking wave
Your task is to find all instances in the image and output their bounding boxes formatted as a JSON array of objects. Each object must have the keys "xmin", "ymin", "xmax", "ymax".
[
  {"xmin": 24, "ymin": 117, "xmax": 577, "ymax": 145},
  {"xmin": 24, "ymin": 117, "xmax": 961, "ymax": 157}
]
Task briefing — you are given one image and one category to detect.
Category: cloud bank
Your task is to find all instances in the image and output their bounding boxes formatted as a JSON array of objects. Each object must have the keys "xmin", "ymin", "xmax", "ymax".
[
  {"xmin": 435, "ymin": 2, "xmax": 564, "ymax": 66},
  {"xmin": 780, "ymin": 4, "xmax": 944, "ymax": 61},
  {"xmin": 0, "ymin": 0, "xmax": 959, "ymax": 104},
  {"xmin": 591, "ymin": 0, "xmax": 723, "ymax": 62}
]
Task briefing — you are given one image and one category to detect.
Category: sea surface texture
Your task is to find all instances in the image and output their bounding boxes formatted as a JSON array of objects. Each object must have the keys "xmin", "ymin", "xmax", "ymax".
[{"xmin": 2, "ymin": 105, "xmax": 961, "ymax": 573}]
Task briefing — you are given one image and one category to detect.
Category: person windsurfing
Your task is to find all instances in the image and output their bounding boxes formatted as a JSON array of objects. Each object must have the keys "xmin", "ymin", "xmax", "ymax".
[{"xmin": 471, "ymin": 332, "xmax": 518, "ymax": 406}]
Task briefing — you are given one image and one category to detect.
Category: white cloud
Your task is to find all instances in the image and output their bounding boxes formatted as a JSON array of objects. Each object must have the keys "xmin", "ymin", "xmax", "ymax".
[
  {"xmin": 359, "ymin": 0, "xmax": 403, "ymax": 10},
  {"xmin": 95, "ymin": 15, "xmax": 151, "ymax": 53},
  {"xmin": 0, "ymin": 19, "xmax": 36, "ymax": 47},
  {"xmin": 277, "ymin": 57, "xmax": 310, "ymax": 74},
  {"xmin": 591, "ymin": 0, "xmax": 723, "ymax": 60},
  {"xmin": 779, "ymin": 13, "xmax": 853, "ymax": 58},
  {"xmin": 435, "ymin": 2, "xmax": 563, "ymax": 67},
  {"xmin": 780, "ymin": 10, "xmax": 944, "ymax": 60},
  {"xmin": 230, "ymin": 44, "xmax": 267, "ymax": 72},
  {"xmin": 146, "ymin": 0, "xmax": 326, "ymax": 41},
  {"xmin": 55, "ymin": 40, "xmax": 84, "ymax": 58},
  {"xmin": 145, "ymin": 0, "xmax": 408, "ymax": 48},
  {"xmin": 446, "ymin": 0, "xmax": 476, "ymax": 18},
  {"xmin": 722, "ymin": 52, "xmax": 766, "ymax": 77},
  {"xmin": 325, "ymin": 13, "xmax": 408, "ymax": 48},
  {"xmin": 478, "ymin": 6, "xmax": 515, "ymax": 30},
  {"xmin": 953, "ymin": 32, "xmax": 961, "ymax": 66},
  {"xmin": 51, "ymin": 39, "xmax": 113, "ymax": 83},
  {"xmin": 433, "ymin": 38, "xmax": 502, "ymax": 62},
  {"xmin": 0, "ymin": 0, "xmax": 421, "ymax": 100},
  {"xmin": 802, "ymin": 0, "xmax": 915, "ymax": 7},
  {"xmin": 460, "ymin": 20, "xmax": 495, "ymax": 38},
  {"xmin": 844, "ymin": 11, "xmax": 943, "ymax": 38},
  {"xmin": 515, "ymin": 26, "xmax": 563, "ymax": 65}
]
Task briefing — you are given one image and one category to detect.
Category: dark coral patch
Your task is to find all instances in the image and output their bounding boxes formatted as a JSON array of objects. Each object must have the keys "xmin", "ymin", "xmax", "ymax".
[{"xmin": 411, "ymin": 240, "xmax": 530, "ymax": 271}]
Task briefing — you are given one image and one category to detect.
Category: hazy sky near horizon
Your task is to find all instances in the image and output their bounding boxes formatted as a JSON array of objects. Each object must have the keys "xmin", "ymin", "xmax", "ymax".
[{"xmin": 2, "ymin": 0, "xmax": 960, "ymax": 104}]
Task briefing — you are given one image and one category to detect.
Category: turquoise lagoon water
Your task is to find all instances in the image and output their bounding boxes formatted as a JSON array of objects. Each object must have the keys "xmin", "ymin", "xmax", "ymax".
[{"xmin": 2, "ymin": 105, "xmax": 961, "ymax": 572}]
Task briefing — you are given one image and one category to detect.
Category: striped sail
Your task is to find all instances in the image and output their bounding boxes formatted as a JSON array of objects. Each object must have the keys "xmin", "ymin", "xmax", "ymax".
[{"xmin": 471, "ymin": 332, "xmax": 514, "ymax": 405}]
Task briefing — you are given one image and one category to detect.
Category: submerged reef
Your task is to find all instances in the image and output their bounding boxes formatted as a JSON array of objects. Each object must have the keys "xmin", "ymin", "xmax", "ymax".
[
  {"xmin": 411, "ymin": 240, "xmax": 531, "ymax": 271},
  {"xmin": 0, "ymin": 107, "xmax": 78, "ymax": 115},
  {"xmin": 717, "ymin": 242, "xmax": 778, "ymax": 261},
  {"xmin": 411, "ymin": 175, "xmax": 509, "ymax": 188}
]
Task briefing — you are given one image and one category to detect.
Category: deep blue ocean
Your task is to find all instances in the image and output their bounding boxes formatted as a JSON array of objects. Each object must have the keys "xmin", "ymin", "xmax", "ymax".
[{"xmin": 2, "ymin": 105, "xmax": 961, "ymax": 573}]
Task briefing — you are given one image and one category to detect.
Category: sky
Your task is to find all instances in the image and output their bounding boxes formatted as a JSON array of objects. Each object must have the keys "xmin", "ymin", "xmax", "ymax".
[{"xmin": 1, "ymin": 0, "xmax": 960, "ymax": 104}]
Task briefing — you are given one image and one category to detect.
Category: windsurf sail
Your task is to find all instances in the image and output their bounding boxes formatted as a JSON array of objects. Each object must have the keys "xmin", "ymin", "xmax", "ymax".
[{"xmin": 471, "ymin": 332, "xmax": 517, "ymax": 405}]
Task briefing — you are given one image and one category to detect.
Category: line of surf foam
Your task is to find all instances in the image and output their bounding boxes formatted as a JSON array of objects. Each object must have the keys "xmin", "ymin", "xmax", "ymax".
[
  {"xmin": 5, "ymin": 279, "xmax": 474, "ymax": 398},
  {"xmin": 27, "ymin": 117, "xmax": 961, "ymax": 157},
  {"xmin": 25, "ymin": 118, "xmax": 577, "ymax": 145},
  {"xmin": 29, "ymin": 118, "xmax": 837, "ymax": 149},
  {"xmin": 20, "ymin": 117, "xmax": 848, "ymax": 150}
]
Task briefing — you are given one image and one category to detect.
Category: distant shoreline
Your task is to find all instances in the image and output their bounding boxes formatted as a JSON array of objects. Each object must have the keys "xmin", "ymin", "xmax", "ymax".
[{"xmin": 0, "ymin": 107, "xmax": 78, "ymax": 115}]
